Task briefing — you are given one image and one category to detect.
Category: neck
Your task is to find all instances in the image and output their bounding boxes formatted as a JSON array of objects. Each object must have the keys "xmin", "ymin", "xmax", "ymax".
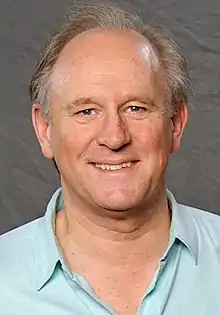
[{"xmin": 55, "ymin": 186, "xmax": 171, "ymax": 267}]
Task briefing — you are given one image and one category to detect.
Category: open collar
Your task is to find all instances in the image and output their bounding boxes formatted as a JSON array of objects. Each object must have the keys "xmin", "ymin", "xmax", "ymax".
[
  {"xmin": 33, "ymin": 188, "xmax": 199, "ymax": 290},
  {"xmin": 34, "ymin": 188, "xmax": 63, "ymax": 291},
  {"xmin": 167, "ymin": 190, "xmax": 198, "ymax": 264}
]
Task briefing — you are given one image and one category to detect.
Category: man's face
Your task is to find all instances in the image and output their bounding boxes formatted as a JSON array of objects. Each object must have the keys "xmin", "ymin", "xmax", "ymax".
[{"xmin": 34, "ymin": 29, "xmax": 187, "ymax": 211}]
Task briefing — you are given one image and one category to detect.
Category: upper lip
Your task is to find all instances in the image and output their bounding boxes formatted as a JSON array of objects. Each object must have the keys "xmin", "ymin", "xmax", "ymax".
[{"xmin": 89, "ymin": 159, "xmax": 139, "ymax": 165}]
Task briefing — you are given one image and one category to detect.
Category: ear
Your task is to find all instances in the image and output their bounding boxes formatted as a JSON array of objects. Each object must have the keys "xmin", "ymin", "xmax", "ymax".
[
  {"xmin": 32, "ymin": 104, "xmax": 54, "ymax": 159},
  {"xmin": 171, "ymin": 103, "xmax": 188, "ymax": 153}
]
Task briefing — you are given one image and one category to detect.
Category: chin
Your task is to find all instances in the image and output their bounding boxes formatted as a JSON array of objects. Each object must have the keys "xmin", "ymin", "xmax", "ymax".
[
  {"xmin": 94, "ymin": 195, "xmax": 141, "ymax": 212},
  {"xmin": 91, "ymin": 185, "xmax": 149, "ymax": 212}
]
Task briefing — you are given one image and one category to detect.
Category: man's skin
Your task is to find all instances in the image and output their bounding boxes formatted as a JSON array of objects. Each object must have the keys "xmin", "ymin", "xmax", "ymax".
[{"xmin": 32, "ymin": 28, "xmax": 188, "ymax": 314}]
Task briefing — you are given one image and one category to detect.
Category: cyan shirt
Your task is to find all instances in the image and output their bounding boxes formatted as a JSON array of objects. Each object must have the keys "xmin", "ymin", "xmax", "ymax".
[{"xmin": 1, "ymin": 188, "xmax": 220, "ymax": 315}]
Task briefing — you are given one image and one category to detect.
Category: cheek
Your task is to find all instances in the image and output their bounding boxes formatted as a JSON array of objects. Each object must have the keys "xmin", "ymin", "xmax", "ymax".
[
  {"xmin": 134, "ymin": 119, "xmax": 172, "ymax": 163},
  {"xmin": 50, "ymin": 119, "xmax": 96, "ymax": 162}
]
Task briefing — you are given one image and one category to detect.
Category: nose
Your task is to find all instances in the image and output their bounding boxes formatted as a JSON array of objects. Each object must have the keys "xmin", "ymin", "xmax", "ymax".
[{"xmin": 96, "ymin": 113, "xmax": 131, "ymax": 150}]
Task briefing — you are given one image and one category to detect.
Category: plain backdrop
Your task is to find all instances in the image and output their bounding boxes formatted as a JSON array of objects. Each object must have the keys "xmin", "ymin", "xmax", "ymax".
[{"xmin": 0, "ymin": 0, "xmax": 220, "ymax": 234}]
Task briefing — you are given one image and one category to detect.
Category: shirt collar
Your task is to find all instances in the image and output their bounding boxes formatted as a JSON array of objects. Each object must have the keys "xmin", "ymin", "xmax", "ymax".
[
  {"xmin": 167, "ymin": 190, "xmax": 199, "ymax": 264},
  {"xmin": 33, "ymin": 188, "xmax": 199, "ymax": 290},
  {"xmin": 34, "ymin": 188, "xmax": 63, "ymax": 291}
]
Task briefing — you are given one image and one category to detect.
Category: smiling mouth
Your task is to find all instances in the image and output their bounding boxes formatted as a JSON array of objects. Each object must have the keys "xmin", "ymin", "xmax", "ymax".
[{"xmin": 94, "ymin": 161, "xmax": 135, "ymax": 171}]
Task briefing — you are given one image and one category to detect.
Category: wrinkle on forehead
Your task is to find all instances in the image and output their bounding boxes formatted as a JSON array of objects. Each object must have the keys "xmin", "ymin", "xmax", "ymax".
[{"xmin": 51, "ymin": 28, "xmax": 161, "ymax": 93}]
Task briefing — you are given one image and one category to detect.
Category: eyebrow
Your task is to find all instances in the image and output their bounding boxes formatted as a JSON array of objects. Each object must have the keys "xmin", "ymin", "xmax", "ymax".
[{"xmin": 65, "ymin": 97, "xmax": 95, "ymax": 110}]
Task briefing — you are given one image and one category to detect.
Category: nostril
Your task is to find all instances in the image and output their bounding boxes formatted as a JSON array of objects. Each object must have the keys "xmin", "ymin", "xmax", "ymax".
[{"xmin": 96, "ymin": 116, "xmax": 131, "ymax": 150}]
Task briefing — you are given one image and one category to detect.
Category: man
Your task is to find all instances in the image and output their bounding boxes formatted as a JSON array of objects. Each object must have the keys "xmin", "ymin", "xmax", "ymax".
[{"xmin": 1, "ymin": 1, "xmax": 220, "ymax": 314}]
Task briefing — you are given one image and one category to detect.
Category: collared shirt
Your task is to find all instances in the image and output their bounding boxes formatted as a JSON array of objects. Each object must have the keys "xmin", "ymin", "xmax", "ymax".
[{"xmin": 0, "ymin": 188, "xmax": 220, "ymax": 315}]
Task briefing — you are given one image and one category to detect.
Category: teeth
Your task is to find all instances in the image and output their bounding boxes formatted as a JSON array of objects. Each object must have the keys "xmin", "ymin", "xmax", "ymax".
[{"xmin": 95, "ymin": 161, "xmax": 133, "ymax": 171}]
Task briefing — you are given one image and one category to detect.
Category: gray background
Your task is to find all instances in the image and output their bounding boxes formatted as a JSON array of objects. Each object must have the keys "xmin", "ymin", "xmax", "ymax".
[{"xmin": 0, "ymin": 0, "xmax": 219, "ymax": 234}]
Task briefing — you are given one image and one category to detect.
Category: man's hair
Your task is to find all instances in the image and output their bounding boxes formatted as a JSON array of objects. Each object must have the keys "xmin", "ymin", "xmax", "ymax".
[{"xmin": 29, "ymin": 0, "xmax": 191, "ymax": 119}]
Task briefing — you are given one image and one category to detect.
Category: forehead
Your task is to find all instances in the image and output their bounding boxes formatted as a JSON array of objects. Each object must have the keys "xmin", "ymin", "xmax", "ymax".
[{"xmin": 51, "ymin": 28, "xmax": 163, "ymax": 103}]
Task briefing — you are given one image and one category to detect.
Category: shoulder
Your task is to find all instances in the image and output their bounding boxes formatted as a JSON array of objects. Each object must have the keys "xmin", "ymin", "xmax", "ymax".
[
  {"xmin": 0, "ymin": 218, "xmax": 43, "ymax": 278},
  {"xmin": 0, "ymin": 217, "xmax": 42, "ymax": 247},
  {"xmin": 180, "ymin": 202, "xmax": 220, "ymax": 225},
  {"xmin": 179, "ymin": 203, "xmax": 220, "ymax": 245}
]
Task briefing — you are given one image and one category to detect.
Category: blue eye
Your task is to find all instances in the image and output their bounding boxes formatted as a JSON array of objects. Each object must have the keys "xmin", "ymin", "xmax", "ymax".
[
  {"xmin": 80, "ymin": 109, "xmax": 94, "ymax": 115},
  {"xmin": 74, "ymin": 107, "xmax": 99, "ymax": 123},
  {"xmin": 129, "ymin": 106, "xmax": 146, "ymax": 112},
  {"xmin": 123, "ymin": 104, "xmax": 151, "ymax": 120},
  {"xmin": 76, "ymin": 108, "xmax": 96, "ymax": 116}
]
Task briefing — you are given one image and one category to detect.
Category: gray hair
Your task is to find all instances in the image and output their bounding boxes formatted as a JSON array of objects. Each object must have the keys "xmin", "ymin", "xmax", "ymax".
[{"xmin": 29, "ymin": 0, "xmax": 191, "ymax": 118}]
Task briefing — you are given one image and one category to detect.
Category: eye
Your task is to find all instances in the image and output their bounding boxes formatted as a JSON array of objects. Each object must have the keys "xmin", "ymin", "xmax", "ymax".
[
  {"xmin": 128, "ymin": 105, "xmax": 147, "ymax": 112},
  {"xmin": 123, "ymin": 103, "xmax": 152, "ymax": 120},
  {"xmin": 76, "ymin": 108, "xmax": 96, "ymax": 116},
  {"xmin": 74, "ymin": 107, "xmax": 100, "ymax": 123}
]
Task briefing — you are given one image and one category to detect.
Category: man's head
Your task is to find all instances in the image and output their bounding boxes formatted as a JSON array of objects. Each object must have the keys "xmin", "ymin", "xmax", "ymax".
[{"xmin": 31, "ymin": 0, "xmax": 189, "ymax": 213}]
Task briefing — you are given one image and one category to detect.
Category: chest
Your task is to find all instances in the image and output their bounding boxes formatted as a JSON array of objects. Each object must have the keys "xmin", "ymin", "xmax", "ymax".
[{"xmin": 77, "ymin": 261, "xmax": 159, "ymax": 315}]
